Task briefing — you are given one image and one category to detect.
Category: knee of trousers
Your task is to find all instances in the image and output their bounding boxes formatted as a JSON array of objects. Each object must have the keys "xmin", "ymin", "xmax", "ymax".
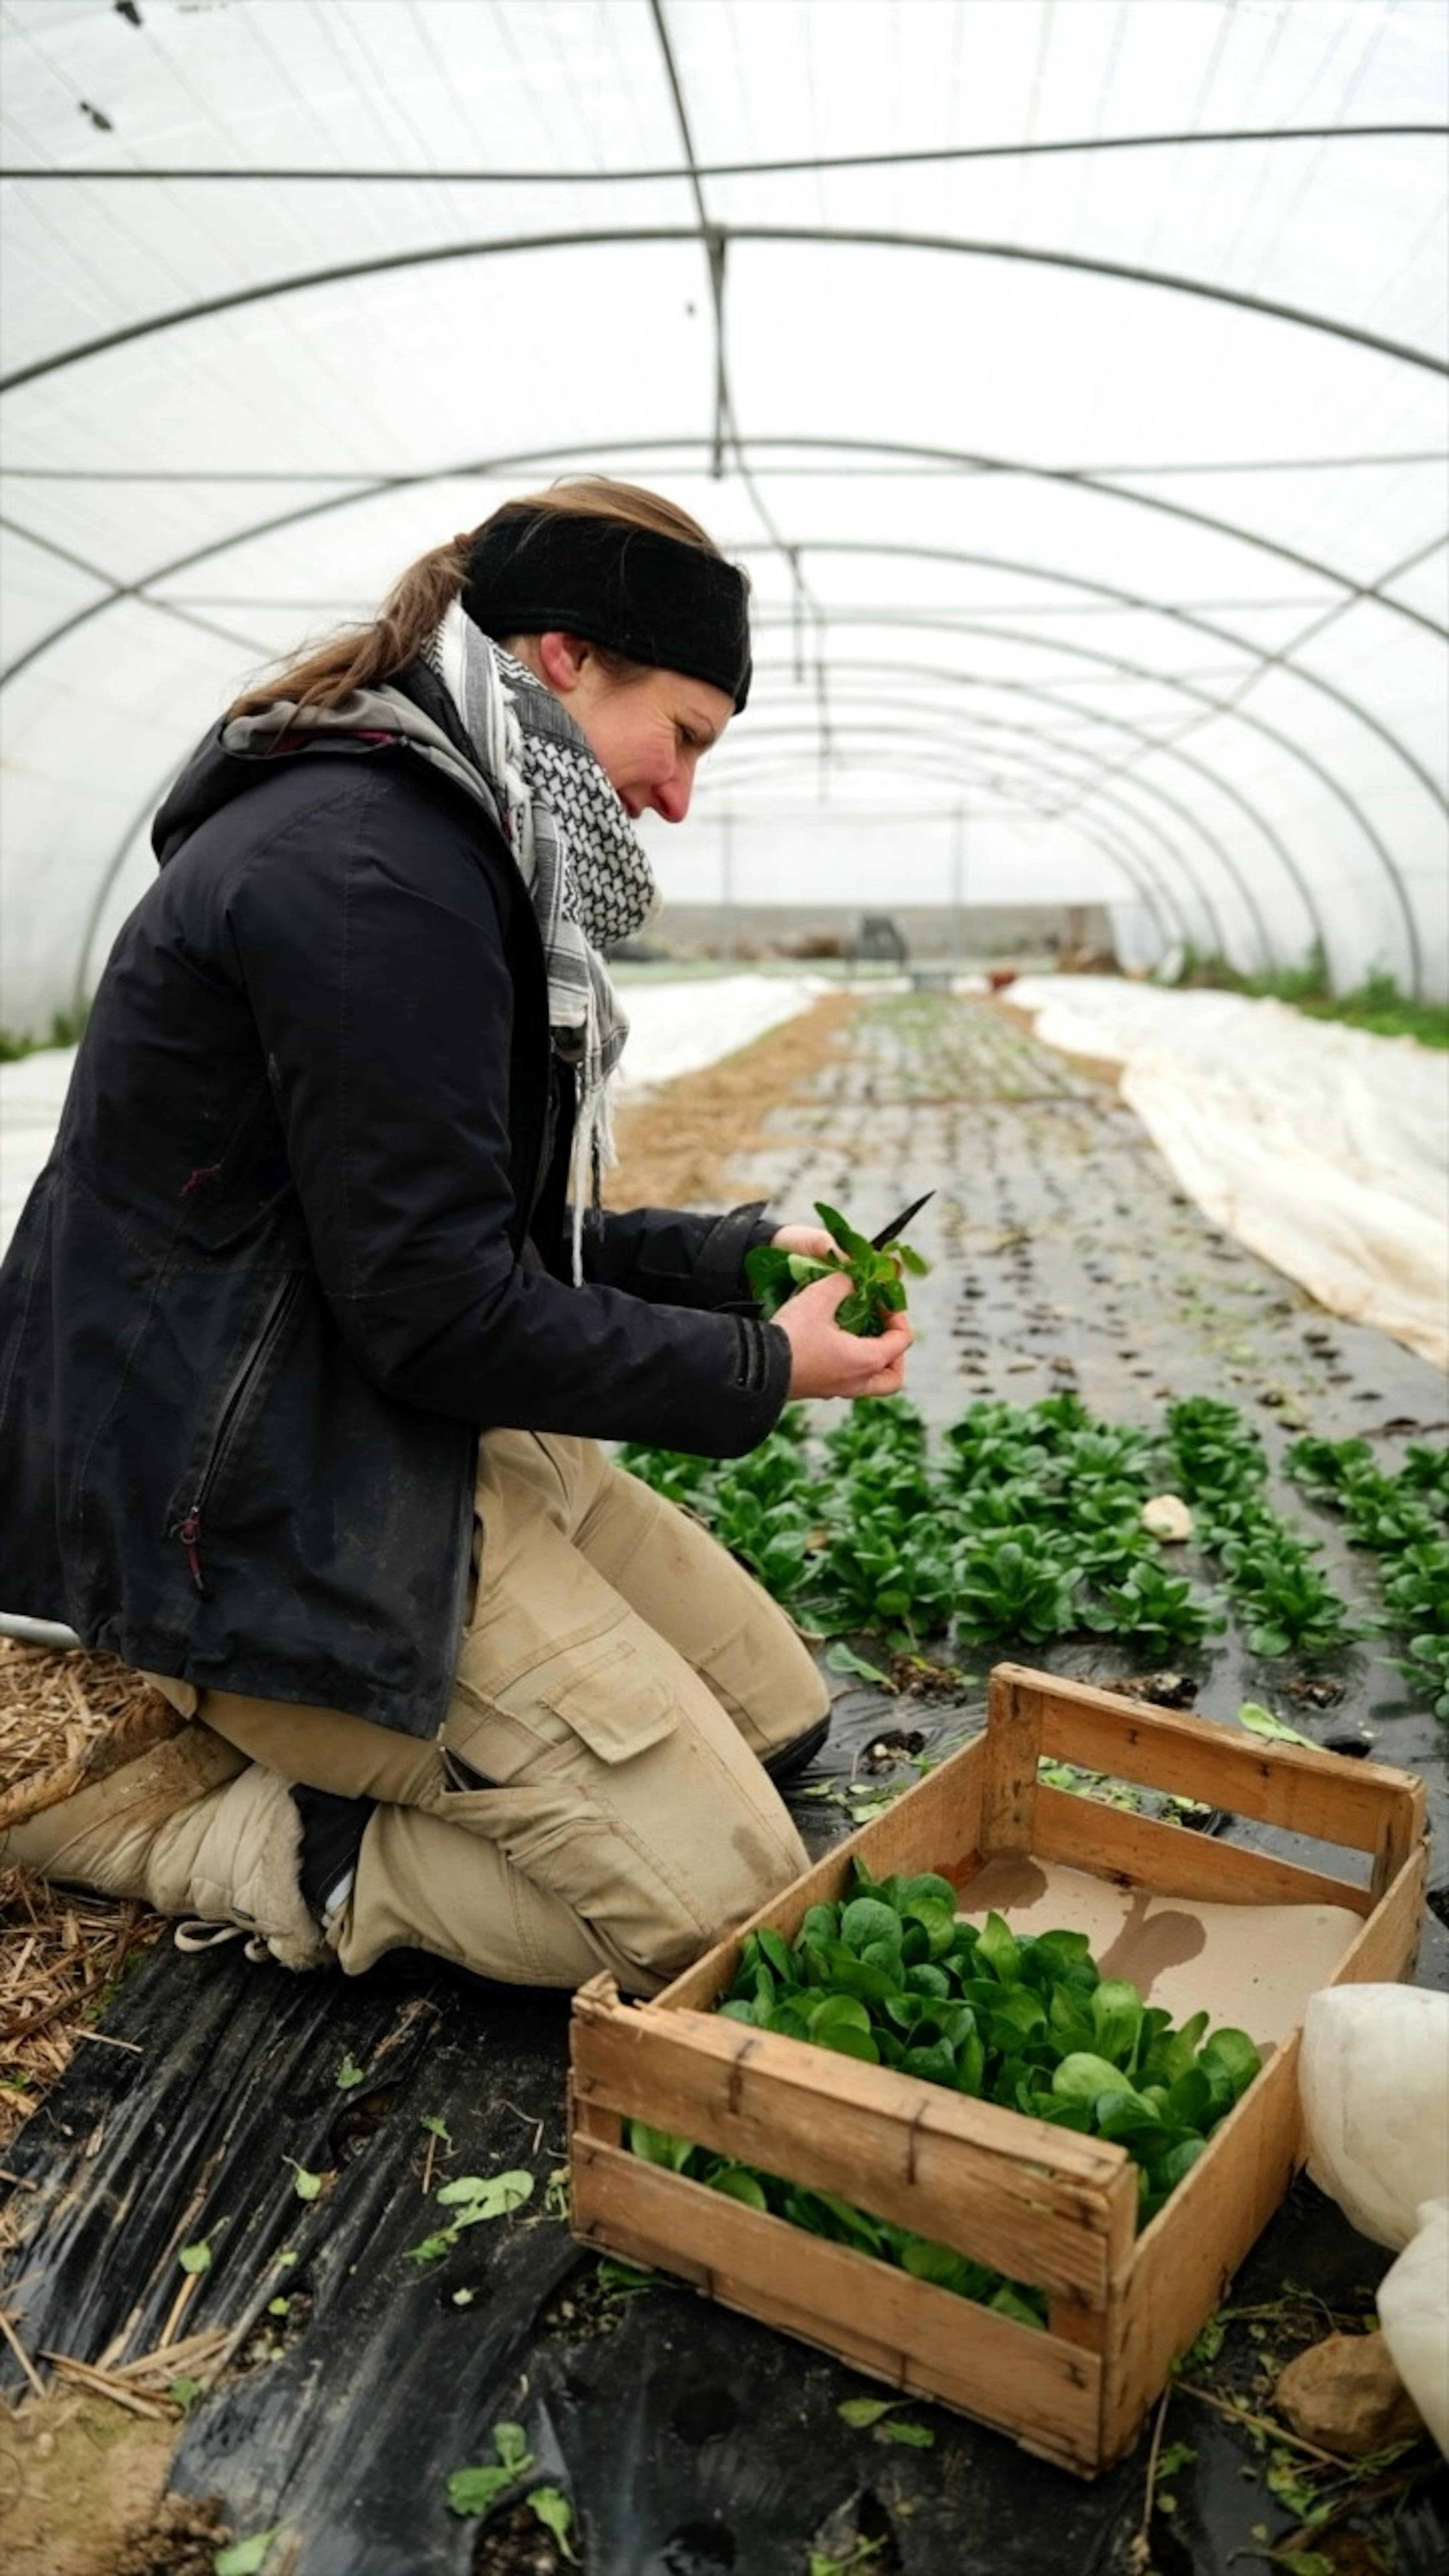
[
  {"xmin": 341, "ymin": 1759, "xmax": 809, "ymax": 1996},
  {"xmin": 728, "ymin": 1615, "xmax": 831, "ymax": 1755},
  {"xmin": 598, "ymin": 1784, "xmax": 811, "ymax": 1988}
]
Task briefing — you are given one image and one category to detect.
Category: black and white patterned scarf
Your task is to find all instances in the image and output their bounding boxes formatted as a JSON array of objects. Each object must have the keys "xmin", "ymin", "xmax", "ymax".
[{"xmin": 425, "ymin": 601, "xmax": 660, "ymax": 1275}]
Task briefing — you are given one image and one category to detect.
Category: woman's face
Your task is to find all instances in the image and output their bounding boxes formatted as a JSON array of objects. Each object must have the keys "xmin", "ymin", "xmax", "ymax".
[{"xmin": 534, "ymin": 634, "xmax": 734, "ymax": 823}]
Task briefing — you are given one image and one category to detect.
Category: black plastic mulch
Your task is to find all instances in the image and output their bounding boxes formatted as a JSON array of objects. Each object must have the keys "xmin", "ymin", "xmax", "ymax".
[{"xmin": 3, "ymin": 992, "xmax": 1445, "ymax": 2575}]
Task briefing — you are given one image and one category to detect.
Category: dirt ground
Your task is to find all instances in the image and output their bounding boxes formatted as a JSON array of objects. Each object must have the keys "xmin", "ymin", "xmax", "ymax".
[
  {"xmin": 605, "ymin": 983, "xmax": 858, "ymax": 1209},
  {"xmin": 0, "ymin": 2389, "xmax": 228, "ymax": 2576}
]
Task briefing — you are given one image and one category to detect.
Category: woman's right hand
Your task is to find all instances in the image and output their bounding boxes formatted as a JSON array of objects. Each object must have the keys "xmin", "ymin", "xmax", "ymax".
[{"xmin": 774, "ymin": 1270, "xmax": 914, "ymax": 1402}]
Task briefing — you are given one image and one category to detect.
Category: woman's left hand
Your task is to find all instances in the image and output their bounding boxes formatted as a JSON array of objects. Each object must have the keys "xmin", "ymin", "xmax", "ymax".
[{"xmin": 770, "ymin": 1223, "xmax": 838, "ymax": 1262}]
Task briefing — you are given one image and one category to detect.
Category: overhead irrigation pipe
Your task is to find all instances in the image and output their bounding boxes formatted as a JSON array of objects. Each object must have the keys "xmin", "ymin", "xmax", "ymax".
[{"xmin": 5, "ymin": 123, "xmax": 1441, "ymax": 186}]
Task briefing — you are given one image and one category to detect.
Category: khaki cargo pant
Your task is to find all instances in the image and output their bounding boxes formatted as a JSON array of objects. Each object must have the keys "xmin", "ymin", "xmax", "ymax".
[{"xmin": 179, "ymin": 1431, "xmax": 820, "ymax": 1995}]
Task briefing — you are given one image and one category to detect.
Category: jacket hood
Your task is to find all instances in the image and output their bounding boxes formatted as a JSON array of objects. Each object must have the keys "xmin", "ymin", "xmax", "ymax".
[{"xmin": 151, "ymin": 675, "xmax": 503, "ymax": 868}]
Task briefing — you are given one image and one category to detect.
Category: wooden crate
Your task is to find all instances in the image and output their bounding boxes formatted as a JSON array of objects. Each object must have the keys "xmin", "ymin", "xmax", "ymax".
[{"xmin": 568, "ymin": 1664, "xmax": 1426, "ymax": 2475}]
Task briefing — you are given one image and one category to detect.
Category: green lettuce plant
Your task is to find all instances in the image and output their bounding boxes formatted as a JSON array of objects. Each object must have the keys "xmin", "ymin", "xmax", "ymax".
[{"xmin": 745, "ymin": 1202, "xmax": 927, "ymax": 1338}]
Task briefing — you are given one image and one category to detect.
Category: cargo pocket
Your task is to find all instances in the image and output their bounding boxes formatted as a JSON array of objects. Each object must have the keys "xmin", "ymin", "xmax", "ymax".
[
  {"xmin": 538, "ymin": 1636, "xmax": 678, "ymax": 1766},
  {"xmin": 427, "ymin": 1765, "xmax": 710, "ymax": 1978},
  {"xmin": 428, "ymin": 1774, "xmax": 612, "ymax": 1875},
  {"xmin": 443, "ymin": 1620, "xmax": 680, "ymax": 1790}
]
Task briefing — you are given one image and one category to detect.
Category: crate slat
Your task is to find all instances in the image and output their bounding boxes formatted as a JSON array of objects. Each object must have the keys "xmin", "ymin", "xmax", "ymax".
[
  {"xmin": 1098, "ymin": 1839, "xmax": 1427, "ymax": 2461},
  {"xmin": 1320, "ymin": 1845, "xmax": 1428, "ymax": 1992},
  {"xmin": 1030, "ymin": 1787, "xmax": 1373, "ymax": 1915},
  {"xmin": 1104, "ymin": 2038, "xmax": 1303, "ymax": 2460},
  {"xmin": 995, "ymin": 1664, "xmax": 1419, "ymax": 1856},
  {"xmin": 573, "ymin": 1990, "xmax": 1134, "ymax": 2305},
  {"xmin": 572, "ymin": 2137, "xmax": 1104, "ymax": 2472},
  {"xmin": 981, "ymin": 1669, "xmax": 1045, "ymax": 1853}
]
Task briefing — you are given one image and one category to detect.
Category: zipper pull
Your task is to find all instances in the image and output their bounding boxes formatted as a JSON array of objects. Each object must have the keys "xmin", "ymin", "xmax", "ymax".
[{"xmin": 174, "ymin": 1507, "xmax": 205, "ymax": 1592}]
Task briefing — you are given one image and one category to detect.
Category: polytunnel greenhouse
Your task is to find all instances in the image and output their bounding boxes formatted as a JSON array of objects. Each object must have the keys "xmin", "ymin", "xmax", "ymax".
[{"xmin": 1, "ymin": 5, "xmax": 1447, "ymax": 2574}]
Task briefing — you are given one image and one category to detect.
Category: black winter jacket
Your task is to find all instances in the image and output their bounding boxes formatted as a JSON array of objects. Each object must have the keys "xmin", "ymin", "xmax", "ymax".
[{"xmin": 0, "ymin": 663, "xmax": 790, "ymax": 1736}]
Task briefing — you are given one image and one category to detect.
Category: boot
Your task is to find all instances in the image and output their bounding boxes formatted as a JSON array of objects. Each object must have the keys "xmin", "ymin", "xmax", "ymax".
[
  {"xmin": 3, "ymin": 1729, "xmax": 331, "ymax": 1972},
  {"xmin": 761, "ymin": 1711, "xmax": 832, "ymax": 1784}
]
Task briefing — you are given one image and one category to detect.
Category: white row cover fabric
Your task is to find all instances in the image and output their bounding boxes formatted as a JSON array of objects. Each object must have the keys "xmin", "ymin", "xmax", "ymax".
[
  {"xmin": 1300, "ymin": 1985, "xmax": 1449, "ymax": 2453},
  {"xmin": 1011, "ymin": 975, "xmax": 1449, "ymax": 1369},
  {"xmin": 612, "ymin": 972, "xmax": 828, "ymax": 1091},
  {"xmin": 1, "ymin": 0, "xmax": 1446, "ymax": 1028}
]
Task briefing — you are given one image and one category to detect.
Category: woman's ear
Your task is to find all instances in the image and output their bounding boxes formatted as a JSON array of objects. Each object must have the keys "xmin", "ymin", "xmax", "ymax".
[{"xmin": 534, "ymin": 631, "xmax": 592, "ymax": 695}]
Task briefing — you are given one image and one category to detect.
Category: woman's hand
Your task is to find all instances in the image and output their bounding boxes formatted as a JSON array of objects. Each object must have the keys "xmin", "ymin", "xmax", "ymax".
[
  {"xmin": 774, "ymin": 1270, "xmax": 913, "ymax": 1402},
  {"xmin": 769, "ymin": 1223, "xmax": 838, "ymax": 1263}
]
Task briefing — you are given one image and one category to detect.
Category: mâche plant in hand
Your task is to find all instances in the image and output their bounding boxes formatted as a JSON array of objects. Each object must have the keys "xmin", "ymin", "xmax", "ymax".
[{"xmin": 746, "ymin": 1202, "xmax": 928, "ymax": 1338}]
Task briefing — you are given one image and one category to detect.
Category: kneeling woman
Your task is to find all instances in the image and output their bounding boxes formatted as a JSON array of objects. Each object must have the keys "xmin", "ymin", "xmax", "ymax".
[{"xmin": 0, "ymin": 478, "xmax": 911, "ymax": 1993}]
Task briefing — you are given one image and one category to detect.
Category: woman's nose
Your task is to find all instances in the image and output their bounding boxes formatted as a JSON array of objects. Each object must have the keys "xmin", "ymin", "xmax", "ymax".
[{"xmin": 652, "ymin": 767, "xmax": 692, "ymax": 824}]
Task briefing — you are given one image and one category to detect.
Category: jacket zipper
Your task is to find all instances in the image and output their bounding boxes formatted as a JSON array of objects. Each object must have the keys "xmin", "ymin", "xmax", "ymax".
[{"xmin": 173, "ymin": 1273, "xmax": 303, "ymax": 1591}]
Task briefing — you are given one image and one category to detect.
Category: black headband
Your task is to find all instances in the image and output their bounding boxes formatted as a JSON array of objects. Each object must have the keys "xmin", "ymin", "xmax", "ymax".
[{"xmin": 461, "ymin": 510, "xmax": 751, "ymax": 711}]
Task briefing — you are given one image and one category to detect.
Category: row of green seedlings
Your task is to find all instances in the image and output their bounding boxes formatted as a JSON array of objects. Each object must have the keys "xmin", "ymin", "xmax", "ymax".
[
  {"xmin": 620, "ymin": 1392, "xmax": 1447, "ymax": 1682},
  {"xmin": 629, "ymin": 1857, "xmax": 1261, "ymax": 2325},
  {"xmin": 1283, "ymin": 1435, "xmax": 1449, "ymax": 1718}
]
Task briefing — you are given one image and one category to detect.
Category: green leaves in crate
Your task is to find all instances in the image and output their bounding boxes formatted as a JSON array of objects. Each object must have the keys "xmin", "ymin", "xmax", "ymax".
[
  {"xmin": 625, "ymin": 1858, "xmax": 1264, "ymax": 2315},
  {"xmin": 1090, "ymin": 1978, "xmax": 1145, "ymax": 2066},
  {"xmin": 628, "ymin": 2123, "xmax": 696, "ymax": 2173}
]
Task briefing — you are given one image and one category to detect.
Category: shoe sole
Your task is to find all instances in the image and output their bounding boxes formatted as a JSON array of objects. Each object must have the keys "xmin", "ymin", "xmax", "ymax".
[{"xmin": 760, "ymin": 1713, "xmax": 832, "ymax": 1784}]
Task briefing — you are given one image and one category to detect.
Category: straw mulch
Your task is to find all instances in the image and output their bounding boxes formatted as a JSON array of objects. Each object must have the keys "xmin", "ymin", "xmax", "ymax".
[
  {"xmin": 1, "ymin": 1644, "xmax": 174, "ymax": 2159},
  {"xmin": 0, "ymin": 990, "xmax": 858, "ymax": 2156}
]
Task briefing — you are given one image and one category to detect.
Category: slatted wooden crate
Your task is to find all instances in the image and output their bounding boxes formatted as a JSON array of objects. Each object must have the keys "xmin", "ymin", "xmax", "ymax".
[{"xmin": 569, "ymin": 1664, "xmax": 1426, "ymax": 2475}]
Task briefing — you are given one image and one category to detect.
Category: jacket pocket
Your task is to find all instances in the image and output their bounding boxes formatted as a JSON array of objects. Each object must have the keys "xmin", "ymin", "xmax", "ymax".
[{"xmin": 171, "ymin": 1272, "xmax": 305, "ymax": 1590}]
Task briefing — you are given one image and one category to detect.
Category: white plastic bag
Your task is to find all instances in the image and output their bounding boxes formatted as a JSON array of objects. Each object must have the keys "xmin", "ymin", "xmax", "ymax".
[
  {"xmin": 1377, "ymin": 2198, "xmax": 1449, "ymax": 2458},
  {"xmin": 1298, "ymin": 1985, "xmax": 1449, "ymax": 2251}
]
